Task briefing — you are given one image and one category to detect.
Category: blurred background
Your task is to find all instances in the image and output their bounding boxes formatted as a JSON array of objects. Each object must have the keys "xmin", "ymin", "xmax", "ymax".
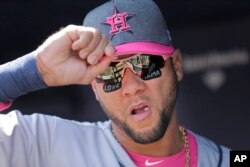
[{"xmin": 1, "ymin": 0, "xmax": 250, "ymax": 150}]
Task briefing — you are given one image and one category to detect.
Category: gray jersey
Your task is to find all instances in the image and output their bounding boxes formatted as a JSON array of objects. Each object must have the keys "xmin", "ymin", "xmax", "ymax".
[{"xmin": 0, "ymin": 111, "xmax": 229, "ymax": 167}]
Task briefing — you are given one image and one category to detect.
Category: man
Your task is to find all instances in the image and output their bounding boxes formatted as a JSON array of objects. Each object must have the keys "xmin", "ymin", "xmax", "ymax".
[{"xmin": 0, "ymin": 0, "xmax": 229, "ymax": 166}]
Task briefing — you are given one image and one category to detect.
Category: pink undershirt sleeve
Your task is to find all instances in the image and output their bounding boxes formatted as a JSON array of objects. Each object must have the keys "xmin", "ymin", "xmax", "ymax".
[{"xmin": 0, "ymin": 101, "xmax": 12, "ymax": 112}]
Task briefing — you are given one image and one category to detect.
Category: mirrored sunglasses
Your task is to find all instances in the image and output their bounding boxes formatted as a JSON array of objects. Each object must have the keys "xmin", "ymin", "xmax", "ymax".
[{"xmin": 96, "ymin": 54, "xmax": 166, "ymax": 92}]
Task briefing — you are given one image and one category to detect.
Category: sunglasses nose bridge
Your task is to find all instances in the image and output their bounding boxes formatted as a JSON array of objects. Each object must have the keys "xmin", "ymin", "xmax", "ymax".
[{"xmin": 120, "ymin": 62, "xmax": 138, "ymax": 78}]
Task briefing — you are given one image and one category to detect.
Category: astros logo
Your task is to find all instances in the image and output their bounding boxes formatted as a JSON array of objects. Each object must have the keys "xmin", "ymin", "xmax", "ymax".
[{"xmin": 103, "ymin": 7, "xmax": 134, "ymax": 38}]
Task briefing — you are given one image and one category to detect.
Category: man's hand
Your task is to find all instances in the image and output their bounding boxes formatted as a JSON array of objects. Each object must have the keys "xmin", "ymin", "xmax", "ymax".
[{"xmin": 35, "ymin": 25, "xmax": 115, "ymax": 86}]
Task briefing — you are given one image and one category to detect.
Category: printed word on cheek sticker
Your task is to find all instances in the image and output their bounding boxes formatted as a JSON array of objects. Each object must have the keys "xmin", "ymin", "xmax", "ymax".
[{"xmin": 96, "ymin": 54, "xmax": 165, "ymax": 92}]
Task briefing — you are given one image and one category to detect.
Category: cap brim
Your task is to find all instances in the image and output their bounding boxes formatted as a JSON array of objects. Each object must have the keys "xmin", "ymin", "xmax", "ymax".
[{"xmin": 114, "ymin": 42, "xmax": 174, "ymax": 58}]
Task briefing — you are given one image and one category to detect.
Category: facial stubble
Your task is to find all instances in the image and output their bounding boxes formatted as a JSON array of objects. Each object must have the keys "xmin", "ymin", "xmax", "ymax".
[{"xmin": 99, "ymin": 62, "xmax": 178, "ymax": 144}]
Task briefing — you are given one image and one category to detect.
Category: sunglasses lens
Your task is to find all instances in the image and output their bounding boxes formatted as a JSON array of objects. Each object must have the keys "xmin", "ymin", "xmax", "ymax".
[
  {"xmin": 96, "ymin": 54, "xmax": 165, "ymax": 92},
  {"xmin": 141, "ymin": 56, "xmax": 164, "ymax": 80}
]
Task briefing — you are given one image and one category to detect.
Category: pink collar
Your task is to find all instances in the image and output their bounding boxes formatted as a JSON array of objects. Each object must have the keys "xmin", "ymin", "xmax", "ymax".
[{"xmin": 125, "ymin": 130, "xmax": 198, "ymax": 167}]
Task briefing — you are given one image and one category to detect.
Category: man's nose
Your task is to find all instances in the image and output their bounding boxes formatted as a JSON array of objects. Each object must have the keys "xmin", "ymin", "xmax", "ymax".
[{"xmin": 121, "ymin": 67, "xmax": 145, "ymax": 96}]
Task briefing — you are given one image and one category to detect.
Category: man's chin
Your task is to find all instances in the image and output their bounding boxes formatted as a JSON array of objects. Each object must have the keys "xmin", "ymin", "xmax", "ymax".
[{"xmin": 126, "ymin": 125, "xmax": 165, "ymax": 144}]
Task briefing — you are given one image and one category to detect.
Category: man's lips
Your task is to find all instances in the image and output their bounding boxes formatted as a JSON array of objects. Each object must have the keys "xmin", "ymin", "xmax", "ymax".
[
  {"xmin": 128, "ymin": 102, "xmax": 152, "ymax": 121},
  {"xmin": 131, "ymin": 106, "xmax": 150, "ymax": 115}
]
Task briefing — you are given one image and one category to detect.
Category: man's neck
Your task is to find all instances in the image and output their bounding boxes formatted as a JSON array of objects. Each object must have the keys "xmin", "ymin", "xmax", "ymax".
[{"xmin": 111, "ymin": 113, "xmax": 183, "ymax": 157}]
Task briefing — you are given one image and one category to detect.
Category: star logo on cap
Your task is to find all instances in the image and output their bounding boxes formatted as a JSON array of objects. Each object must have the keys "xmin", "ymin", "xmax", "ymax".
[{"xmin": 103, "ymin": 7, "xmax": 134, "ymax": 39}]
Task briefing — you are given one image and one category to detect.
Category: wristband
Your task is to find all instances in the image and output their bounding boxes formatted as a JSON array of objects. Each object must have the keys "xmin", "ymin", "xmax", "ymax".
[{"xmin": 0, "ymin": 52, "xmax": 48, "ymax": 103}]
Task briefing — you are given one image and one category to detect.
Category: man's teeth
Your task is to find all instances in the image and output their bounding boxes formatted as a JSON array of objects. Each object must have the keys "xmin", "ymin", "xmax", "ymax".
[
  {"xmin": 144, "ymin": 106, "xmax": 149, "ymax": 111},
  {"xmin": 132, "ymin": 106, "xmax": 149, "ymax": 115}
]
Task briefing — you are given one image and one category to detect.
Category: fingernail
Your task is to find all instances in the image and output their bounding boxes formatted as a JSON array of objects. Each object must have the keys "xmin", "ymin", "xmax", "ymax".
[
  {"xmin": 89, "ymin": 56, "xmax": 97, "ymax": 64},
  {"xmin": 106, "ymin": 43, "xmax": 115, "ymax": 55},
  {"xmin": 80, "ymin": 51, "xmax": 89, "ymax": 59}
]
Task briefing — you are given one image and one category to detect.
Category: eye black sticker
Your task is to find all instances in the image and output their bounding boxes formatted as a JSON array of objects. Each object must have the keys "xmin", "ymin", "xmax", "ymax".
[
  {"xmin": 142, "ymin": 69, "xmax": 162, "ymax": 80},
  {"xmin": 103, "ymin": 82, "xmax": 122, "ymax": 92}
]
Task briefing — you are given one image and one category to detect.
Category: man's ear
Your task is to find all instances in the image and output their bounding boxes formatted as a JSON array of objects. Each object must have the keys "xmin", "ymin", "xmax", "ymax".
[
  {"xmin": 172, "ymin": 49, "xmax": 183, "ymax": 81},
  {"xmin": 91, "ymin": 80, "xmax": 99, "ymax": 101}
]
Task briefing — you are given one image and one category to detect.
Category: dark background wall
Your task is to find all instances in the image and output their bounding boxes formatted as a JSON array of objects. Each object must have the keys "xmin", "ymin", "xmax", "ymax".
[{"xmin": 1, "ymin": 0, "xmax": 250, "ymax": 150}]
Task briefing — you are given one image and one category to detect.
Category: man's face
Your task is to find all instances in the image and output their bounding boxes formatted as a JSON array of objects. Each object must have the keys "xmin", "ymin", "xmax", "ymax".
[{"xmin": 92, "ymin": 51, "xmax": 183, "ymax": 144}]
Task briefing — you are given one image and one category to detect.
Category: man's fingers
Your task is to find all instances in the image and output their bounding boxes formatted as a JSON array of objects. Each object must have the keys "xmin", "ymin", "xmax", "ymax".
[
  {"xmin": 72, "ymin": 28, "xmax": 103, "ymax": 52},
  {"xmin": 81, "ymin": 58, "xmax": 112, "ymax": 84},
  {"xmin": 74, "ymin": 31, "xmax": 115, "ymax": 65},
  {"xmin": 79, "ymin": 50, "xmax": 89, "ymax": 60},
  {"xmin": 71, "ymin": 27, "xmax": 109, "ymax": 64},
  {"xmin": 83, "ymin": 29, "xmax": 102, "ymax": 53},
  {"xmin": 35, "ymin": 25, "xmax": 116, "ymax": 86},
  {"xmin": 104, "ymin": 42, "xmax": 115, "ymax": 57},
  {"xmin": 86, "ymin": 34, "xmax": 108, "ymax": 65},
  {"xmin": 72, "ymin": 30, "xmax": 94, "ymax": 51}
]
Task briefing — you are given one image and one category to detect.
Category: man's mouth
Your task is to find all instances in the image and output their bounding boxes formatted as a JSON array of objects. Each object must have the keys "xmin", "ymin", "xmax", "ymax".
[
  {"xmin": 129, "ymin": 103, "xmax": 151, "ymax": 121},
  {"xmin": 131, "ymin": 106, "xmax": 150, "ymax": 115}
]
